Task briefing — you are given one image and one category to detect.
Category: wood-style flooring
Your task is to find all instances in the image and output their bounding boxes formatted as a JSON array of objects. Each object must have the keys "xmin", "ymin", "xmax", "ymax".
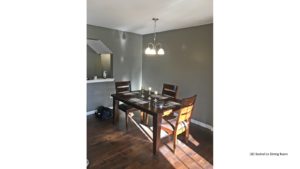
[{"xmin": 87, "ymin": 111, "xmax": 213, "ymax": 169}]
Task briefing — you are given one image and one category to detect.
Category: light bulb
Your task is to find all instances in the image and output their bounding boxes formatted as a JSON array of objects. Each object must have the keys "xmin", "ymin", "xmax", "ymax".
[
  {"xmin": 149, "ymin": 48, "xmax": 156, "ymax": 55},
  {"xmin": 145, "ymin": 47, "xmax": 151, "ymax": 54},
  {"xmin": 157, "ymin": 48, "xmax": 165, "ymax": 55}
]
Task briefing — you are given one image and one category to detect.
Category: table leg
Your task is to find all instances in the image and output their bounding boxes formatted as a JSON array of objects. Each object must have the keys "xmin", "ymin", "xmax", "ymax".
[
  {"xmin": 152, "ymin": 113, "xmax": 162, "ymax": 155},
  {"xmin": 112, "ymin": 99, "xmax": 119, "ymax": 124}
]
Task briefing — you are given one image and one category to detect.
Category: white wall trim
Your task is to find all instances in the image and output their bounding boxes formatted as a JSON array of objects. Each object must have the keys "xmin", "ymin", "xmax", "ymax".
[
  {"xmin": 87, "ymin": 110, "xmax": 96, "ymax": 116},
  {"xmin": 86, "ymin": 110, "xmax": 213, "ymax": 132},
  {"xmin": 87, "ymin": 78, "xmax": 114, "ymax": 84},
  {"xmin": 87, "ymin": 107, "xmax": 113, "ymax": 116},
  {"xmin": 173, "ymin": 112, "xmax": 213, "ymax": 132},
  {"xmin": 191, "ymin": 119, "xmax": 213, "ymax": 132}
]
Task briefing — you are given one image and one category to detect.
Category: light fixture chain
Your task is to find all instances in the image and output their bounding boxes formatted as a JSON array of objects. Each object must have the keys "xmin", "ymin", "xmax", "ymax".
[{"xmin": 154, "ymin": 19, "xmax": 157, "ymax": 45}]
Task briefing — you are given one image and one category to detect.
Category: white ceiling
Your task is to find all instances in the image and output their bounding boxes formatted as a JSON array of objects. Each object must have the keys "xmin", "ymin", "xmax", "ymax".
[{"xmin": 87, "ymin": 0, "xmax": 213, "ymax": 35}]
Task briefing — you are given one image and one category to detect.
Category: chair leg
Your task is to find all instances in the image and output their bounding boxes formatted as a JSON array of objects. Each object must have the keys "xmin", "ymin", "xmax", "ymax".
[
  {"xmin": 140, "ymin": 111, "xmax": 144, "ymax": 123},
  {"xmin": 125, "ymin": 112, "xmax": 128, "ymax": 131},
  {"xmin": 140, "ymin": 112, "xmax": 149, "ymax": 125},
  {"xmin": 185, "ymin": 127, "xmax": 190, "ymax": 143},
  {"xmin": 173, "ymin": 134, "xmax": 177, "ymax": 153},
  {"xmin": 145, "ymin": 114, "xmax": 149, "ymax": 125}
]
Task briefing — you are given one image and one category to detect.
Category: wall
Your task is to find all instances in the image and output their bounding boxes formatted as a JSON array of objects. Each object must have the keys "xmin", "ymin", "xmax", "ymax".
[
  {"xmin": 87, "ymin": 82, "xmax": 115, "ymax": 112},
  {"xmin": 142, "ymin": 24, "xmax": 213, "ymax": 125},
  {"xmin": 87, "ymin": 25, "xmax": 143, "ymax": 111},
  {"xmin": 87, "ymin": 45, "xmax": 102, "ymax": 79}
]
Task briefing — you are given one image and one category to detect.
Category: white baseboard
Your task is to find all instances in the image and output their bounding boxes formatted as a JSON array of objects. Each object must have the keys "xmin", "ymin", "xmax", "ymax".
[
  {"xmin": 86, "ymin": 109, "xmax": 213, "ymax": 132},
  {"xmin": 173, "ymin": 112, "xmax": 213, "ymax": 132},
  {"xmin": 87, "ymin": 107, "xmax": 113, "ymax": 116},
  {"xmin": 190, "ymin": 119, "xmax": 213, "ymax": 132},
  {"xmin": 87, "ymin": 110, "xmax": 96, "ymax": 116}
]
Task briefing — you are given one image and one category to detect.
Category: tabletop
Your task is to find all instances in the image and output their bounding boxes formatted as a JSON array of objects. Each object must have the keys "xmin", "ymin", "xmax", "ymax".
[{"xmin": 111, "ymin": 90, "xmax": 182, "ymax": 116}]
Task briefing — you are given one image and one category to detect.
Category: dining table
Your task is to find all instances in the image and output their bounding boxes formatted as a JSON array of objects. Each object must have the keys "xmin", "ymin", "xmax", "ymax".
[{"xmin": 111, "ymin": 90, "xmax": 182, "ymax": 155}]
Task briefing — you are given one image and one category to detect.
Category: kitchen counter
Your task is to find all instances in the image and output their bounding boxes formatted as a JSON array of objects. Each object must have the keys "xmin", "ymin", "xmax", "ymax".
[{"xmin": 87, "ymin": 78, "xmax": 114, "ymax": 84}]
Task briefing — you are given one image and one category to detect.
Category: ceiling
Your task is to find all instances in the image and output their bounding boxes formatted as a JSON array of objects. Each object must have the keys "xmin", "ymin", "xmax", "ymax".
[{"xmin": 87, "ymin": 0, "xmax": 213, "ymax": 35}]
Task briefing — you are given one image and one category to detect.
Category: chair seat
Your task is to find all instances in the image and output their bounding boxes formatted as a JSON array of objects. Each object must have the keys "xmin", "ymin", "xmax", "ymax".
[
  {"xmin": 163, "ymin": 114, "xmax": 177, "ymax": 120},
  {"xmin": 119, "ymin": 103, "xmax": 138, "ymax": 113},
  {"xmin": 161, "ymin": 117, "xmax": 188, "ymax": 133}
]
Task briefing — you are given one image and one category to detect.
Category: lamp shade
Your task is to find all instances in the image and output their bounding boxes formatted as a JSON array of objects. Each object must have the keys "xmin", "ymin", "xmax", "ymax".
[
  {"xmin": 149, "ymin": 48, "xmax": 156, "ymax": 55},
  {"xmin": 145, "ymin": 47, "xmax": 151, "ymax": 55},
  {"xmin": 157, "ymin": 48, "xmax": 165, "ymax": 55}
]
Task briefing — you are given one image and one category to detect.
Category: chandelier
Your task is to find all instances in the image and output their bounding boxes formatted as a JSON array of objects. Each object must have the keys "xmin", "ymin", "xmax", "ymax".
[{"xmin": 145, "ymin": 18, "xmax": 165, "ymax": 55}]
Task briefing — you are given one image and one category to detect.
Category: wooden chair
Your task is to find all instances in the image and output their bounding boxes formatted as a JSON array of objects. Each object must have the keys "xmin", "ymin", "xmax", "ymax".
[
  {"xmin": 161, "ymin": 95, "xmax": 197, "ymax": 152},
  {"xmin": 162, "ymin": 83, "xmax": 178, "ymax": 99},
  {"xmin": 115, "ymin": 81, "xmax": 138, "ymax": 130},
  {"xmin": 142, "ymin": 83, "xmax": 178, "ymax": 124},
  {"xmin": 161, "ymin": 83, "xmax": 178, "ymax": 117}
]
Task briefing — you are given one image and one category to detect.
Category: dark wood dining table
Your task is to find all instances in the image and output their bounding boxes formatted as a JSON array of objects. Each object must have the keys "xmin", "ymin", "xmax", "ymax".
[{"xmin": 111, "ymin": 90, "xmax": 182, "ymax": 155}]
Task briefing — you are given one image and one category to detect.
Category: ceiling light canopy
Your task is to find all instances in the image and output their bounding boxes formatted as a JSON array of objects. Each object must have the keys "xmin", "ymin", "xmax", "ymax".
[{"xmin": 145, "ymin": 18, "xmax": 165, "ymax": 56}]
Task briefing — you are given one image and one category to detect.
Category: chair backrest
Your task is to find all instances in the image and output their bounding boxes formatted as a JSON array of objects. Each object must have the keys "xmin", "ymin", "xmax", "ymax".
[
  {"xmin": 115, "ymin": 81, "xmax": 131, "ymax": 94},
  {"xmin": 162, "ymin": 83, "xmax": 178, "ymax": 99},
  {"xmin": 176, "ymin": 95, "xmax": 197, "ymax": 126}
]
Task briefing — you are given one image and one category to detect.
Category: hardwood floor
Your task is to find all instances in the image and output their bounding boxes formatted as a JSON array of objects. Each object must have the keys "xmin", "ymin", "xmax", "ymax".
[{"xmin": 87, "ymin": 111, "xmax": 213, "ymax": 169}]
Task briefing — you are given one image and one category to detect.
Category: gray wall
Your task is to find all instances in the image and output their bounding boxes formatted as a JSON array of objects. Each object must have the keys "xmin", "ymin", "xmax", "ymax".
[
  {"xmin": 87, "ymin": 82, "xmax": 115, "ymax": 111},
  {"xmin": 142, "ymin": 24, "xmax": 213, "ymax": 125},
  {"xmin": 87, "ymin": 45, "xmax": 102, "ymax": 79},
  {"xmin": 87, "ymin": 25, "xmax": 143, "ymax": 111}
]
